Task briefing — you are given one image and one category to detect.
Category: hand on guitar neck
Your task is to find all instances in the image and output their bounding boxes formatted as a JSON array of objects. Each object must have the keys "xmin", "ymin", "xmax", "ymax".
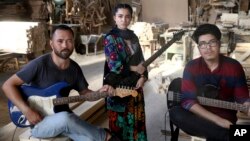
[
  {"xmin": 98, "ymin": 84, "xmax": 138, "ymax": 98},
  {"xmin": 8, "ymin": 82, "xmax": 139, "ymax": 127},
  {"xmin": 99, "ymin": 85, "xmax": 116, "ymax": 97},
  {"xmin": 129, "ymin": 30, "xmax": 186, "ymax": 76}
]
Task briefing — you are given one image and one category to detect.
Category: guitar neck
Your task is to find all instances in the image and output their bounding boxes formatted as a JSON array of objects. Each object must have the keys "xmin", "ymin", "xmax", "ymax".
[
  {"xmin": 53, "ymin": 92, "xmax": 109, "ymax": 105},
  {"xmin": 143, "ymin": 38, "xmax": 177, "ymax": 67},
  {"xmin": 168, "ymin": 91, "xmax": 249, "ymax": 112},
  {"xmin": 197, "ymin": 96, "xmax": 249, "ymax": 113}
]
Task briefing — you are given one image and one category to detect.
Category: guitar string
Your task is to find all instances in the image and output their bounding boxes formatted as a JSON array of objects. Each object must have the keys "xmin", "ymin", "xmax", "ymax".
[
  {"xmin": 168, "ymin": 92, "xmax": 249, "ymax": 111},
  {"xmin": 11, "ymin": 126, "xmax": 17, "ymax": 141},
  {"xmin": 55, "ymin": 88, "xmax": 137, "ymax": 106}
]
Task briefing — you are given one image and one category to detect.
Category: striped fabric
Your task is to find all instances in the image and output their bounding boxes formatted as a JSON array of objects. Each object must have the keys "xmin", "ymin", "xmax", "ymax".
[{"xmin": 181, "ymin": 54, "xmax": 250, "ymax": 123}]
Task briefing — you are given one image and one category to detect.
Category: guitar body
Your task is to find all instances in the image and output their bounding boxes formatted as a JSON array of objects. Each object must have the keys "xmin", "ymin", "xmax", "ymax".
[
  {"xmin": 104, "ymin": 70, "xmax": 140, "ymax": 88},
  {"xmin": 8, "ymin": 82, "xmax": 69, "ymax": 128},
  {"xmin": 167, "ymin": 78, "xmax": 220, "ymax": 109},
  {"xmin": 8, "ymin": 82, "xmax": 137, "ymax": 128},
  {"xmin": 167, "ymin": 77, "xmax": 182, "ymax": 109}
]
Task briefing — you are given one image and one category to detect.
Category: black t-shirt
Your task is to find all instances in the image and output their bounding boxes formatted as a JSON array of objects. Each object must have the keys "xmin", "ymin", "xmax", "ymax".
[{"xmin": 17, "ymin": 53, "xmax": 88, "ymax": 112}]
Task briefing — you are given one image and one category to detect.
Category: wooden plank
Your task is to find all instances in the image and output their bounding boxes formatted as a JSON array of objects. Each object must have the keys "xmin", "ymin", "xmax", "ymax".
[
  {"xmin": 0, "ymin": 123, "xmax": 27, "ymax": 141},
  {"xmin": 236, "ymin": 43, "xmax": 250, "ymax": 47},
  {"xmin": 238, "ymin": 50, "xmax": 250, "ymax": 62},
  {"xmin": 208, "ymin": 9, "xmax": 218, "ymax": 24},
  {"xmin": 76, "ymin": 99, "xmax": 105, "ymax": 120},
  {"xmin": 240, "ymin": 0, "xmax": 249, "ymax": 12},
  {"xmin": 234, "ymin": 43, "xmax": 250, "ymax": 52},
  {"xmin": 237, "ymin": 112, "xmax": 250, "ymax": 125},
  {"xmin": 0, "ymin": 53, "xmax": 20, "ymax": 71},
  {"xmin": 0, "ymin": 52, "xmax": 17, "ymax": 60}
]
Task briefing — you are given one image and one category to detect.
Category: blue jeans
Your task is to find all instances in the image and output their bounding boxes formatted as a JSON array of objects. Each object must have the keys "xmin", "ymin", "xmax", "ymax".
[{"xmin": 31, "ymin": 112, "xmax": 106, "ymax": 141}]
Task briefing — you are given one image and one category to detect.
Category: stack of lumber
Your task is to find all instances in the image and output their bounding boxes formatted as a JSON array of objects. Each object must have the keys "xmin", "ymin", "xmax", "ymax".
[
  {"xmin": 188, "ymin": 0, "xmax": 250, "ymax": 26},
  {"xmin": 131, "ymin": 0, "xmax": 142, "ymax": 24},
  {"xmin": 65, "ymin": 0, "xmax": 107, "ymax": 34},
  {"xmin": 27, "ymin": 0, "xmax": 49, "ymax": 21},
  {"xmin": 130, "ymin": 22, "xmax": 167, "ymax": 42},
  {"xmin": 26, "ymin": 22, "xmax": 49, "ymax": 58},
  {"xmin": 0, "ymin": 2, "xmax": 28, "ymax": 20},
  {"xmin": 130, "ymin": 22, "xmax": 167, "ymax": 57}
]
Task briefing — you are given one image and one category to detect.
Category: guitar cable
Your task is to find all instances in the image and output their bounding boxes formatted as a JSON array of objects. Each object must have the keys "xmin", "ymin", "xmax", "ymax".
[
  {"xmin": 164, "ymin": 88, "xmax": 168, "ymax": 141},
  {"xmin": 164, "ymin": 110, "xmax": 168, "ymax": 141},
  {"xmin": 11, "ymin": 126, "xmax": 17, "ymax": 141}
]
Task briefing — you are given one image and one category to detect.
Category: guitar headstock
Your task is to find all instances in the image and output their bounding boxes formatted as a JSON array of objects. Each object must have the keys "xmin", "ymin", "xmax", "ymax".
[
  {"xmin": 115, "ymin": 86, "xmax": 138, "ymax": 98},
  {"xmin": 173, "ymin": 30, "xmax": 186, "ymax": 41}
]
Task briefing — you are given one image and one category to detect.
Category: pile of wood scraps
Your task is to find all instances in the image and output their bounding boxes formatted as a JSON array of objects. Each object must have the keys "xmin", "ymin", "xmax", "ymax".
[
  {"xmin": 130, "ymin": 22, "xmax": 168, "ymax": 57},
  {"xmin": 63, "ymin": 0, "xmax": 137, "ymax": 34},
  {"xmin": 189, "ymin": 0, "xmax": 212, "ymax": 25},
  {"xmin": 26, "ymin": 22, "xmax": 49, "ymax": 59},
  {"xmin": 27, "ymin": 0, "xmax": 49, "ymax": 21},
  {"xmin": 65, "ymin": 0, "xmax": 107, "ymax": 34},
  {"xmin": 0, "ymin": 52, "xmax": 20, "ymax": 72},
  {"xmin": 131, "ymin": 0, "xmax": 142, "ymax": 24},
  {"xmin": 131, "ymin": 22, "xmax": 168, "ymax": 42},
  {"xmin": 0, "ymin": 2, "xmax": 28, "ymax": 20},
  {"xmin": 220, "ymin": 13, "xmax": 238, "ymax": 28},
  {"xmin": 188, "ymin": 0, "xmax": 250, "ymax": 26},
  {"xmin": 231, "ymin": 43, "xmax": 250, "ymax": 64}
]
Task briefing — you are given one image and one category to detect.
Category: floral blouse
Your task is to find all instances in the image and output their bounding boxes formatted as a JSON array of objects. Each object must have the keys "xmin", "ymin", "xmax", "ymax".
[{"xmin": 103, "ymin": 27, "xmax": 148, "ymax": 112}]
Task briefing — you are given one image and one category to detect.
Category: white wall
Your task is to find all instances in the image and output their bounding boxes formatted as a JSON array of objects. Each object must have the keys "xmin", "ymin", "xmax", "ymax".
[
  {"xmin": 0, "ymin": 22, "xmax": 38, "ymax": 54},
  {"xmin": 141, "ymin": 0, "xmax": 188, "ymax": 26}
]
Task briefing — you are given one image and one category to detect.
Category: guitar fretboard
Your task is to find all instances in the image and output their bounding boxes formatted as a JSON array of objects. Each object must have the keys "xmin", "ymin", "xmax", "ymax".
[
  {"xmin": 198, "ymin": 97, "xmax": 249, "ymax": 112},
  {"xmin": 143, "ymin": 30, "xmax": 185, "ymax": 67},
  {"xmin": 168, "ymin": 91, "xmax": 249, "ymax": 112},
  {"xmin": 53, "ymin": 92, "xmax": 109, "ymax": 105},
  {"xmin": 143, "ymin": 38, "xmax": 177, "ymax": 67}
]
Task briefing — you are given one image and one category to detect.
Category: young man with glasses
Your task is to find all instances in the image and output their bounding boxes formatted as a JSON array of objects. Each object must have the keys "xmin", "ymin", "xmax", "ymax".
[{"xmin": 169, "ymin": 24, "xmax": 250, "ymax": 141}]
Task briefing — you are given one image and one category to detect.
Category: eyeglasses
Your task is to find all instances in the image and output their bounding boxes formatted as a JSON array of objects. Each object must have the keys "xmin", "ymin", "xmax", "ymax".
[{"xmin": 198, "ymin": 40, "xmax": 219, "ymax": 49}]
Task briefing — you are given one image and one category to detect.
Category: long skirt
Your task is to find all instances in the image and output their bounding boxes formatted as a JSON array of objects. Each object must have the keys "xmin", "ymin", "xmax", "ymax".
[{"xmin": 107, "ymin": 89, "xmax": 147, "ymax": 141}]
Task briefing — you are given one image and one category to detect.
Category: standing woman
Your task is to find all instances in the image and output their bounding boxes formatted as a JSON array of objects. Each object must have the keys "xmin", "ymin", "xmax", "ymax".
[{"xmin": 103, "ymin": 3, "xmax": 148, "ymax": 141}]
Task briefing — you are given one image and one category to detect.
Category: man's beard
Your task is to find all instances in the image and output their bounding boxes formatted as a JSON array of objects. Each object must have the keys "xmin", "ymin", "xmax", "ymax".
[{"xmin": 54, "ymin": 49, "xmax": 73, "ymax": 59}]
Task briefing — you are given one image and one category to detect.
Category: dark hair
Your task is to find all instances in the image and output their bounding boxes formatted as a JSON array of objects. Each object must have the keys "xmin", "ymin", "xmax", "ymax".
[
  {"xmin": 192, "ymin": 24, "xmax": 221, "ymax": 43},
  {"xmin": 113, "ymin": 3, "xmax": 133, "ymax": 16},
  {"xmin": 51, "ymin": 24, "xmax": 74, "ymax": 38}
]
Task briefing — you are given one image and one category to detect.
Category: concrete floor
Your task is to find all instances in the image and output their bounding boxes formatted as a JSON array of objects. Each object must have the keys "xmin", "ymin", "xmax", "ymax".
[{"xmin": 0, "ymin": 51, "xmax": 192, "ymax": 141}]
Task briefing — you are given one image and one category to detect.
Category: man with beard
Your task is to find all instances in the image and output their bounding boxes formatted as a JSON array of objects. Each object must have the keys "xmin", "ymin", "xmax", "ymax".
[{"xmin": 2, "ymin": 25, "xmax": 120, "ymax": 141}]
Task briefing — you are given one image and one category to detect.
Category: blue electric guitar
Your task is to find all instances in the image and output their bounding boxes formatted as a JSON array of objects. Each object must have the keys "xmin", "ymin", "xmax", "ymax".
[{"xmin": 8, "ymin": 82, "xmax": 138, "ymax": 128}]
